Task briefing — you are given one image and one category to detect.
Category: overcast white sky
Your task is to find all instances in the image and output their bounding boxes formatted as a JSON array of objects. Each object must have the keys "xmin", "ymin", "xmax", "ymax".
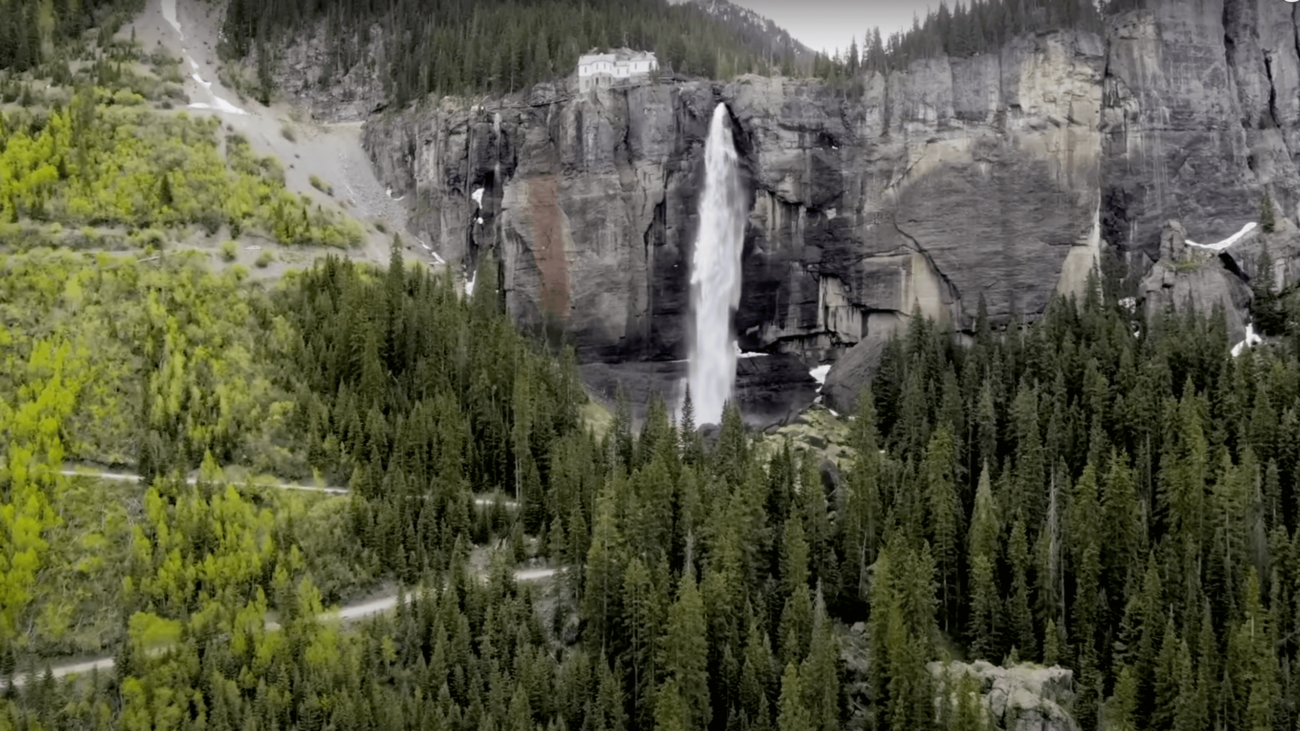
[{"xmin": 729, "ymin": 0, "xmax": 937, "ymax": 57}]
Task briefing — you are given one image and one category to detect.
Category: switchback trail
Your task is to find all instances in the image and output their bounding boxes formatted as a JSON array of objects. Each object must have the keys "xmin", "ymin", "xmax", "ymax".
[
  {"xmin": 57, "ymin": 468, "xmax": 519, "ymax": 508},
  {"xmin": 6, "ymin": 565, "xmax": 557, "ymax": 688}
]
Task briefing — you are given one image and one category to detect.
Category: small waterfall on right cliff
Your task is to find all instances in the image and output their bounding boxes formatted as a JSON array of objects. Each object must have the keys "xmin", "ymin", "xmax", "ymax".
[{"xmin": 687, "ymin": 103, "xmax": 746, "ymax": 425}]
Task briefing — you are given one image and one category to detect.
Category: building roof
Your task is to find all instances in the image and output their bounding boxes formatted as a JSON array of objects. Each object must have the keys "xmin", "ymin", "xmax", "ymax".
[{"xmin": 579, "ymin": 48, "xmax": 658, "ymax": 63}]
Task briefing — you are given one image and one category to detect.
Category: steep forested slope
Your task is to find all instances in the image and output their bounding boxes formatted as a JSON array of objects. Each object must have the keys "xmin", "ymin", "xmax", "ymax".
[
  {"xmin": 6, "ymin": 231, "xmax": 1300, "ymax": 730},
  {"xmin": 686, "ymin": 0, "xmax": 815, "ymax": 71},
  {"xmin": 221, "ymin": 0, "xmax": 810, "ymax": 105},
  {"xmin": 0, "ymin": 0, "xmax": 142, "ymax": 72},
  {"xmin": 0, "ymin": 89, "xmax": 361, "ymax": 246},
  {"xmin": 6, "ymin": 2, "xmax": 1300, "ymax": 731},
  {"xmin": 855, "ymin": 0, "xmax": 1104, "ymax": 73}
]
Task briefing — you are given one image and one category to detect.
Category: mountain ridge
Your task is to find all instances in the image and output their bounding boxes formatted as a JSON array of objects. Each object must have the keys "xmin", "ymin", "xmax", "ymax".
[{"xmin": 683, "ymin": 0, "xmax": 819, "ymax": 68}]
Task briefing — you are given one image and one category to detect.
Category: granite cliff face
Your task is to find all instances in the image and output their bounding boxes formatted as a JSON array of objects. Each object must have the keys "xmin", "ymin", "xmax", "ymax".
[
  {"xmin": 1101, "ymin": 0, "xmax": 1300, "ymax": 258},
  {"xmin": 360, "ymin": 0, "xmax": 1300, "ymax": 413}
]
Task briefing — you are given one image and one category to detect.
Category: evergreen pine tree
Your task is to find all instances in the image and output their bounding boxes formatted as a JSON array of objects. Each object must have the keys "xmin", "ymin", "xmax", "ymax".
[
  {"xmin": 654, "ymin": 678, "xmax": 689, "ymax": 731},
  {"xmin": 664, "ymin": 567, "xmax": 710, "ymax": 730},
  {"xmin": 584, "ymin": 485, "xmax": 626, "ymax": 651},
  {"xmin": 776, "ymin": 663, "xmax": 811, "ymax": 731},
  {"xmin": 1007, "ymin": 517, "xmax": 1036, "ymax": 658},
  {"xmin": 924, "ymin": 425, "xmax": 962, "ymax": 632},
  {"xmin": 1261, "ymin": 192, "xmax": 1276, "ymax": 233}
]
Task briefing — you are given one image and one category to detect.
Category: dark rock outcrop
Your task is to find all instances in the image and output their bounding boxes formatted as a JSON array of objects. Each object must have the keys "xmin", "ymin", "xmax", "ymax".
[
  {"xmin": 821, "ymin": 322, "xmax": 897, "ymax": 415},
  {"xmin": 578, "ymin": 353, "xmax": 817, "ymax": 430},
  {"xmin": 354, "ymin": 0, "xmax": 1300, "ymax": 411},
  {"xmin": 362, "ymin": 33, "xmax": 1104, "ymax": 399},
  {"xmin": 1140, "ymin": 220, "xmax": 1254, "ymax": 341}
]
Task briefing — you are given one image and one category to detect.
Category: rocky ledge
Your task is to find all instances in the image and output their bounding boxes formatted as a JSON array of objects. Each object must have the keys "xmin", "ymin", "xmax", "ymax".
[{"xmin": 930, "ymin": 660, "xmax": 1080, "ymax": 731}]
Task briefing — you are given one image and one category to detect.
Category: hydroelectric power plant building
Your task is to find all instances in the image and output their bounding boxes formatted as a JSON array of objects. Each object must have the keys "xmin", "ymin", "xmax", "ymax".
[{"xmin": 577, "ymin": 49, "xmax": 659, "ymax": 93}]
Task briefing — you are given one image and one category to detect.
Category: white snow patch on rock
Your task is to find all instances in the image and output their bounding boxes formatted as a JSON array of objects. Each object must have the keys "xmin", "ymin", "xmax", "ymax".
[
  {"xmin": 165, "ymin": 0, "xmax": 247, "ymax": 116},
  {"xmin": 472, "ymin": 188, "xmax": 484, "ymax": 207},
  {"xmin": 1232, "ymin": 323, "xmax": 1263, "ymax": 357},
  {"xmin": 1186, "ymin": 222, "xmax": 1256, "ymax": 252},
  {"xmin": 161, "ymin": 0, "xmax": 183, "ymax": 39},
  {"xmin": 809, "ymin": 365, "xmax": 831, "ymax": 385},
  {"xmin": 465, "ymin": 272, "xmax": 476, "ymax": 297},
  {"xmin": 187, "ymin": 73, "xmax": 248, "ymax": 115}
]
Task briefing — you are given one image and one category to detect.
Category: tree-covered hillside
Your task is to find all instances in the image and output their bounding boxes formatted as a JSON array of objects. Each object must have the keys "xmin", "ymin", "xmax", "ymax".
[
  {"xmin": 217, "ymin": 0, "xmax": 1116, "ymax": 107},
  {"xmin": 6, "ymin": 227, "xmax": 1300, "ymax": 730},
  {"xmin": 687, "ymin": 0, "xmax": 815, "ymax": 73},
  {"xmin": 850, "ymin": 0, "xmax": 1103, "ymax": 77},
  {"xmin": 0, "ymin": 0, "xmax": 143, "ymax": 72},
  {"xmin": 11, "ymin": 2, "xmax": 1300, "ymax": 730},
  {"xmin": 0, "ymin": 87, "xmax": 361, "ymax": 246},
  {"xmin": 221, "ymin": 0, "xmax": 813, "ymax": 106}
]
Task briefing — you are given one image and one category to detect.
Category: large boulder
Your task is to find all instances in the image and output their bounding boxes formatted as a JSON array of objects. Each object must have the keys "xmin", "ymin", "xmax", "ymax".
[
  {"xmin": 929, "ymin": 660, "xmax": 1080, "ymax": 731},
  {"xmin": 821, "ymin": 316, "xmax": 902, "ymax": 413}
]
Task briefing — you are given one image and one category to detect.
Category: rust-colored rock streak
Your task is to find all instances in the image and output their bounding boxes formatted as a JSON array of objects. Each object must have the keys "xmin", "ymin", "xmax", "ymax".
[{"xmin": 526, "ymin": 175, "xmax": 571, "ymax": 318}]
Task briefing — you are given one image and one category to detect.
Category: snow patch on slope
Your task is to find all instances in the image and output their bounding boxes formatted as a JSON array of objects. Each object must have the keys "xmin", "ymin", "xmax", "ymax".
[
  {"xmin": 809, "ymin": 364, "xmax": 831, "ymax": 387},
  {"xmin": 1186, "ymin": 222, "xmax": 1257, "ymax": 252},
  {"xmin": 162, "ymin": 0, "xmax": 248, "ymax": 114}
]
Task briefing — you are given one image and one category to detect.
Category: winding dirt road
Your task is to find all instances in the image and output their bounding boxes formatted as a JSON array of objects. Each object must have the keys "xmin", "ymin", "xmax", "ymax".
[
  {"xmin": 9, "ymin": 471, "xmax": 528, "ymax": 687},
  {"xmin": 7, "ymin": 564, "xmax": 556, "ymax": 688},
  {"xmin": 58, "ymin": 468, "xmax": 519, "ymax": 508}
]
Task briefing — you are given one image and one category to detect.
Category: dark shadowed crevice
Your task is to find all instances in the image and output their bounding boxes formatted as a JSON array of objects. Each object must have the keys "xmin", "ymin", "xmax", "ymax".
[
  {"xmin": 1263, "ymin": 55, "xmax": 1279, "ymax": 129},
  {"xmin": 1218, "ymin": 251, "xmax": 1251, "ymax": 284},
  {"xmin": 1295, "ymin": 4, "xmax": 1300, "ymax": 130}
]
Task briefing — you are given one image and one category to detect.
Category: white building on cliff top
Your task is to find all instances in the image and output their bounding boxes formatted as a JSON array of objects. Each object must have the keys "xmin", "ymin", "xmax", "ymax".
[{"xmin": 578, "ymin": 49, "xmax": 658, "ymax": 92}]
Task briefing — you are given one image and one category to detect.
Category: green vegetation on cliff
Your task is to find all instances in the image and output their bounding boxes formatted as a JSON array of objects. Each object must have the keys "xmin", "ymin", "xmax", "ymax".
[
  {"xmin": 0, "ymin": 88, "xmax": 362, "ymax": 247},
  {"xmin": 220, "ymin": 0, "xmax": 1112, "ymax": 106}
]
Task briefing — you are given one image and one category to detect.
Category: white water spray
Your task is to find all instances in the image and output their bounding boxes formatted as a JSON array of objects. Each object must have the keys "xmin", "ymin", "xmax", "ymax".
[{"xmin": 688, "ymin": 104, "xmax": 746, "ymax": 425}]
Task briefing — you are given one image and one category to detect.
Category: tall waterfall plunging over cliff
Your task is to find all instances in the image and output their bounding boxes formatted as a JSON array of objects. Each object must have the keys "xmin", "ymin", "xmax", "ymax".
[{"xmin": 688, "ymin": 104, "xmax": 746, "ymax": 425}]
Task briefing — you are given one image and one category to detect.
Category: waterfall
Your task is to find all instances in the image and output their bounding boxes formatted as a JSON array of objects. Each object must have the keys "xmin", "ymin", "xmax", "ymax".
[{"xmin": 688, "ymin": 103, "xmax": 746, "ymax": 425}]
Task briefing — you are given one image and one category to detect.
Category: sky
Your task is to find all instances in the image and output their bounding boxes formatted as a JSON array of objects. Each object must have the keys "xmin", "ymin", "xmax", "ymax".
[{"xmin": 729, "ymin": 0, "xmax": 936, "ymax": 57}]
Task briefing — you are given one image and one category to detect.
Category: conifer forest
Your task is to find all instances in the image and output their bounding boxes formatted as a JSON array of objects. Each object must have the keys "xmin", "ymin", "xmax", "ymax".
[{"xmin": 2, "ymin": 0, "xmax": 1300, "ymax": 729}]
